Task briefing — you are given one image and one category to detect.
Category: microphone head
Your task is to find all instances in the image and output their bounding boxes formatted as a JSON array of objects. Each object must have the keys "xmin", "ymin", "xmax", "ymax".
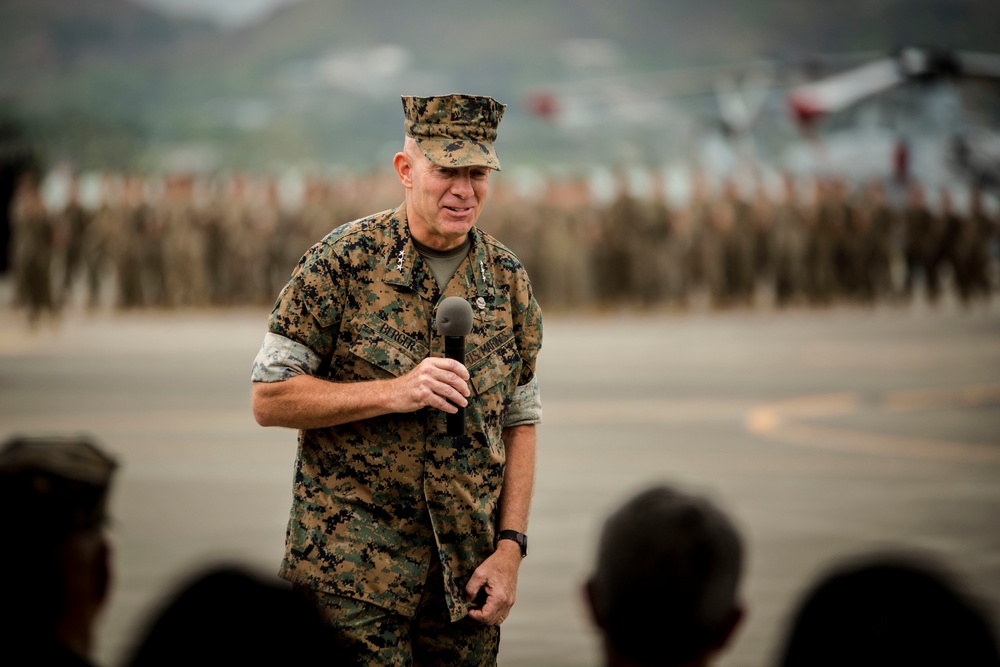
[{"xmin": 436, "ymin": 296, "xmax": 474, "ymax": 336}]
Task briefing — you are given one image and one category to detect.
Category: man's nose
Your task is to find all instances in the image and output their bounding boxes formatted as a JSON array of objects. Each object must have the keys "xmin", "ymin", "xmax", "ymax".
[{"xmin": 451, "ymin": 172, "xmax": 474, "ymax": 197}]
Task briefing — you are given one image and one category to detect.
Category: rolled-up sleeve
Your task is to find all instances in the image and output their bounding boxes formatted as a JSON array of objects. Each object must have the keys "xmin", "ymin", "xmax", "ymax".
[
  {"xmin": 251, "ymin": 332, "xmax": 323, "ymax": 383},
  {"xmin": 504, "ymin": 375, "xmax": 542, "ymax": 427}
]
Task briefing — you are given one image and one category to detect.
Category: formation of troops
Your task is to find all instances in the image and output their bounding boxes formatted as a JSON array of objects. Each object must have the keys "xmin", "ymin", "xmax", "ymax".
[
  {"xmin": 7, "ymin": 167, "xmax": 999, "ymax": 323},
  {"xmin": 486, "ymin": 172, "xmax": 999, "ymax": 312}
]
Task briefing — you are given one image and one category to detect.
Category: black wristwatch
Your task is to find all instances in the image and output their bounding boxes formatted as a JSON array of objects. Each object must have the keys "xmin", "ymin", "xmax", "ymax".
[{"xmin": 496, "ymin": 530, "xmax": 528, "ymax": 558}]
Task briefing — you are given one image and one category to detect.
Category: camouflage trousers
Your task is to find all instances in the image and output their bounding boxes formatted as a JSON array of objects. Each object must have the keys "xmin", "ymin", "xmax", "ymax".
[{"xmin": 296, "ymin": 554, "xmax": 500, "ymax": 666}]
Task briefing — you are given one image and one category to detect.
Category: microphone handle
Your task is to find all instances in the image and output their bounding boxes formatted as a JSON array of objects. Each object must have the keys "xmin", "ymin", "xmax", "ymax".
[{"xmin": 444, "ymin": 335, "xmax": 466, "ymax": 436}]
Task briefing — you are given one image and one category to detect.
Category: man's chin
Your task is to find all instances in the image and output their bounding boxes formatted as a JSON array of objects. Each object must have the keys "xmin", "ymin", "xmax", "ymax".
[{"xmin": 438, "ymin": 213, "xmax": 479, "ymax": 233}]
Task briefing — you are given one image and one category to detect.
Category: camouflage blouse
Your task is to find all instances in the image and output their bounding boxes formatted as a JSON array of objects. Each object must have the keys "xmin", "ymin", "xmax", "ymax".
[{"xmin": 265, "ymin": 203, "xmax": 542, "ymax": 620}]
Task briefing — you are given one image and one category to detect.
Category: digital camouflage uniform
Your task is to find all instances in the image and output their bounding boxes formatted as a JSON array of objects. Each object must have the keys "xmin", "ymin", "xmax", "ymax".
[
  {"xmin": 59, "ymin": 197, "xmax": 91, "ymax": 304},
  {"xmin": 259, "ymin": 200, "xmax": 540, "ymax": 608},
  {"xmin": 253, "ymin": 204, "xmax": 541, "ymax": 662},
  {"xmin": 252, "ymin": 95, "xmax": 542, "ymax": 665},
  {"xmin": 12, "ymin": 188, "xmax": 57, "ymax": 322}
]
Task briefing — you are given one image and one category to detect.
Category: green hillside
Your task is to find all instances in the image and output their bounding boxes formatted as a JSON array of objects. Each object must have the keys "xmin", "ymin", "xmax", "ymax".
[{"xmin": 2, "ymin": 0, "xmax": 997, "ymax": 171}]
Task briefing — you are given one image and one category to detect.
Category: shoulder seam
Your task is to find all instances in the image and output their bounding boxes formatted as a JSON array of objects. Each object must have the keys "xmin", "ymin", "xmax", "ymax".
[{"xmin": 317, "ymin": 209, "xmax": 395, "ymax": 249}]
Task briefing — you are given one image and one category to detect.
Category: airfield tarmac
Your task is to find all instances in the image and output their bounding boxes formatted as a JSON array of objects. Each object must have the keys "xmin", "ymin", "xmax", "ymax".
[{"xmin": 2, "ymin": 296, "xmax": 999, "ymax": 666}]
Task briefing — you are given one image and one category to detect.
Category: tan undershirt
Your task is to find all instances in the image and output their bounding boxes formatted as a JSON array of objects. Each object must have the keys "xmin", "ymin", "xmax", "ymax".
[{"xmin": 412, "ymin": 234, "xmax": 472, "ymax": 290}]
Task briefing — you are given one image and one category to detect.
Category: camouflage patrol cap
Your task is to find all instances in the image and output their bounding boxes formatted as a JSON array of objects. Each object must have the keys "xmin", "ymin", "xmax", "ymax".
[
  {"xmin": 402, "ymin": 94, "xmax": 506, "ymax": 171},
  {"xmin": 0, "ymin": 435, "xmax": 118, "ymax": 534}
]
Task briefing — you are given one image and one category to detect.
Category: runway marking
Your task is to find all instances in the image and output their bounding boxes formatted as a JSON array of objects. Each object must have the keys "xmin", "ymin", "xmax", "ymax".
[
  {"xmin": 882, "ymin": 384, "xmax": 1000, "ymax": 413},
  {"xmin": 542, "ymin": 399, "xmax": 754, "ymax": 425},
  {"xmin": 0, "ymin": 409, "xmax": 256, "ymax": 435},
  {"xmin": 745, "ymin": 385, "xmax": 1000, "ymax": 464}
]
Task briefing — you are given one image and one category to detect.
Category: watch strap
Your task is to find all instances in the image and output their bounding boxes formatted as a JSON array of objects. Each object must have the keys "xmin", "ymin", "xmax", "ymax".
[{"xmin": 496, "ymin": 529, "xmax": 528, "ymax": 557}]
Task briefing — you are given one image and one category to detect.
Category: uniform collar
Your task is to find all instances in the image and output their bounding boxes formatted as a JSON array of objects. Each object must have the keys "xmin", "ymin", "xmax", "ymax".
[
  {"xmin": 382, "ymin": 203, "xmax": 434, "ymax": 297},
  {"xmin": 452, "ymin": 229, "xmax": 496, "ymax": 300},
  {"xmin": 382, "ymin": 202, "xmax": 496, "ymax": 302}
]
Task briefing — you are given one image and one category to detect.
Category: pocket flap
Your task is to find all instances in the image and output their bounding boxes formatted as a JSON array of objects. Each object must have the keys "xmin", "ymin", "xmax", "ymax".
[
  {"xmin": 467, "ymin": 331, "xmax": 518, "ymax": 397},
  {"xmin": 349, "ymin": 319, "xmax": 424, "ymax": 378}
]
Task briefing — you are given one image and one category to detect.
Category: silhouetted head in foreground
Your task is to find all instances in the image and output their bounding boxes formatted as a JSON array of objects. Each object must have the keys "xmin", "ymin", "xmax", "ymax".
[
  {"xmin": 585, "ymin": 484, "xmax": 746, "ymax": 667},
  {"xmin": 776, "ymin": 553, "xmax": 1000, "ymax": 667},
  {"xmin": 124, "ymin": 564, "xmax": 341, "ymax": 667},
  {"xmin": 0, "ymin": 435, "xmax": 117, "ymax": 666}
]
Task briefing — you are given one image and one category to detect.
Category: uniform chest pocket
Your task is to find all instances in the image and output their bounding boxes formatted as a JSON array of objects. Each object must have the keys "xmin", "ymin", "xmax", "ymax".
[
  {"xmin": 345, "ymin": 318, "xmax": 426, "ymax": 379},
  {"xmin": 466, "ymin": 329, "xmax": 521, "ymax": 398}
]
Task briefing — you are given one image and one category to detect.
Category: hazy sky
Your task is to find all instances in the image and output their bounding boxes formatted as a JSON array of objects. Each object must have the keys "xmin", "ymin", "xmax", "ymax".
[{"xmin": 132, "ymin": 0, "xmax": 304, "ymax": 28}]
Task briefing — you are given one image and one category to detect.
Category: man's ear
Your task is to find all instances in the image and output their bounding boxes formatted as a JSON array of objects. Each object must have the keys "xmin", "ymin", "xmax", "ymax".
[
  {"xmin": 583, "ymin": 577, "xmax": 606, "ymax": 630},
  {"xmin": 393, "ymin": 152, "xmax": 413, "ymax": 189}
]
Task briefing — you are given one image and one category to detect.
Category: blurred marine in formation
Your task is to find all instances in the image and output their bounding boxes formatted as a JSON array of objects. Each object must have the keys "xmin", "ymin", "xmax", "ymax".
[
  {"xmin": 7, "ymin": 162, "xmax": 998, "ymax": 318},
  {"xmin": 11, "ymin": 171, "xmax": 59, "ymax": 325}
]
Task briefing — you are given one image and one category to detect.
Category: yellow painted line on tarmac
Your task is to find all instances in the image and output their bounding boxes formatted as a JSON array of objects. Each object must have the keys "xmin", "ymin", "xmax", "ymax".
[
  {"xmin": 746, "ymin": 385, "xmax": 1000, "ymax": 464},
  {"xmin": 883, "ymin": 384, "xmax": 1000, "ymax": 413},
  {"xmin": 542, "ymin": 399, "xmax": 753, "ymax": 425},
  {"xmin": 759, "ymin": 421, "xmax": 1000, "ymax": 464},
  {"xmin": 0, "ymin": 329, "xmax": 46, "ymax": 355},
  {"xmin": 0, "ymin": 409, "xmax": 257, "ymax": 435},
  {"xmin": 745, "ymin": 392, "xmax": 859, "ymax": 432}
]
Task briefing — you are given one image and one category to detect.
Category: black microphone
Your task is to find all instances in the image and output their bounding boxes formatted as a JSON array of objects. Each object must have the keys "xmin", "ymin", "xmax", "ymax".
[{"xmin": 435, "ymin": 296, "xmax": 474, "ymax": 437}]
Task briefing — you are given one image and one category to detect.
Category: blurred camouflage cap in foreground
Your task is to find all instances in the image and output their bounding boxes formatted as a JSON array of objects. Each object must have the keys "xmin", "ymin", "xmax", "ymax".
[
  {"xmin": 402, "ymin": 94, "xmax": 506, "ymax": 171},
  {"xmin": 0, "ymin": 435, "xmax": 118, "ymax": 534}
]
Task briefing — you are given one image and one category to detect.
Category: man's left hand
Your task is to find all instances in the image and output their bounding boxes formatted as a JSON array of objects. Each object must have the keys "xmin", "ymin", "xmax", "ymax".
[{"xmin": 464, "ymin": 540, "xmax": 523, "ymax": 626}]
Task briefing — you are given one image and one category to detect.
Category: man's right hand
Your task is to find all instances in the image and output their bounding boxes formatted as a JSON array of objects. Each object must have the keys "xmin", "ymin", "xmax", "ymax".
[
  {"xmin": 392, "ymin": 357, "xmax": 470, "ymax": 414},
  {"xmin": 253, "ymin": 356, "xmax": 470, "ymax": 430}
]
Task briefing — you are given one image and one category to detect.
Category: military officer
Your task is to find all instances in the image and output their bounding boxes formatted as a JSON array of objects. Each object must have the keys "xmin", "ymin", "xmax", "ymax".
[{"xmin": 251, "ymin": 94, "xmax": 542, "ymax": 666}]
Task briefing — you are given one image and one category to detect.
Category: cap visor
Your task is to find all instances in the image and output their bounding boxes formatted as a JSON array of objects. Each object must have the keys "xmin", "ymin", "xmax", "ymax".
[{"xmin": 415, "ymin": 136, "xmax": 501, "ymax": 171}]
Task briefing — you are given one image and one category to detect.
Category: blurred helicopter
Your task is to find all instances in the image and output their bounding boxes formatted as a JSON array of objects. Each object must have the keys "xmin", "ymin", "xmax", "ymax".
[
  {"xmin": 523, "ymin": 53, "xmax": 792, "ymax": 170},
  {"xmin": 520, "ymin": 45, "xmax": 913, "ymax": 190},
  {"xmin": 785, "ymin": 47, "xmax": 1000, "ymax": 190},
  {"xmin": 524, "ymin": 44, "xmax": 1000, "ymax": 193}
]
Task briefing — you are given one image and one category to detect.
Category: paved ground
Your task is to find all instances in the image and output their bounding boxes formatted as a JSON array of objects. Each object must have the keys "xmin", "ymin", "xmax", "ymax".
[{"xmin": 2, "ymin": 295, "xmax": 999, "ymax": 666}]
